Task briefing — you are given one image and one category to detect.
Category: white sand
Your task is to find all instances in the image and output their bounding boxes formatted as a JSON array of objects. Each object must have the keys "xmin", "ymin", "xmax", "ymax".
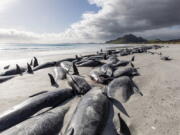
[{"xmin": 0, "ymin": 44, "xmax": 179, "ymax": 135}]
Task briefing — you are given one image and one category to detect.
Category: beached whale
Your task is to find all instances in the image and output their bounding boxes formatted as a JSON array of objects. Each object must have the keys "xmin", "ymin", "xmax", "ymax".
[
  {"xmin": 0, "ymin": 88, "xmax": 74, "ymax": 132},
  {"xmin": 113, "ymin": 56, "xmax": 135, "ymax": 68},
  {"xmin": 113, "ymin": 60, "xmax": 131, "ymax": 67},
  {"xmin": 32, "ymin": 58, "xmax": 76, "ymax": 72},
  {"xmin": 89, "ymin": 70, "xmax": 112, "ymax": 84},
  {"xmin": 60, "ymin": 61, "xmax": 73, "ymax": 72},
  {"xmin": 120, "ymin": 50, "xmax": 130, "ymax": 56},
  {"xmin": 57, "ymin": 58, "xmax": 77, "ymax": 63},
  {"xmin": 74, "ymin": 53, "xmax": 105, "ymax": 65},
  {"xmin": 100, "ymin": 64, "xmax": 114, "ymax": 77},
  {"xmin": 77, "ymin": 59, "xmax": 103, "ymax": 67},
  {"xmin": 54, "ymin": 66, "xmax": 67, "ymax": 80},
  {"xmin": 160, "ymin": 56, "xmax": 172, "ymax": 61},
  {"xmin": 0, "ymin": 64, "xmax": 25, "ymax": 76},
  {"xmin": 107, "ymin": 55, "xmax": 119, "ymax": 64},
  {"xmin": 53, "ymin": 62, "xmax": 79, "ymax": 81},
  {"xmin": 107, "ymin": 76, "xmax": 143, "ymax": 103},
  {"xmin": 0, "ymin": 64, "xmax": 33, "ymax": 83},
  {"xmin": 0, "ymin": 75, "xmax": 16, "ymax": 83},
  {"xmin": 2, "ymin": 105, "xmax": 69, "ymax": 135},
  {"xmin": 33, "ymin": 61, "xmax": 57, "ymax": 71},
  {"xmin": 113, "ymin": 67, "xmax": 139, "ymax": 78},
  {"xmin": 67, "ymin": 75, "xmax": 91, "ymax": 95},
  {"xmin": 64, "ymin": 87, "xmax": 110, "ymax": 135}
]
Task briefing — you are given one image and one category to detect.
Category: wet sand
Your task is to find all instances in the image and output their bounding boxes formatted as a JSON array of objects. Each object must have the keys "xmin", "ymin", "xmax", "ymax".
[{"xmin": 0, "ymin": 44, "xmax": 179, "ymax": 135}]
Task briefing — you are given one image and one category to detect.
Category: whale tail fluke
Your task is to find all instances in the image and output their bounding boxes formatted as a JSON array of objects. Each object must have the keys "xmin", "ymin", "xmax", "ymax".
[{"xmin": 48, "ymin": 73, "xmax": 59, "ymax": 88}]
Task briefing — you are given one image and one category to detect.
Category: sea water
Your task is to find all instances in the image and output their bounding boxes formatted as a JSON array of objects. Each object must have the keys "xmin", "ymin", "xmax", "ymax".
[{"xmin": 0, "ymin": 43, "xmax": 128, "ymax": 66}]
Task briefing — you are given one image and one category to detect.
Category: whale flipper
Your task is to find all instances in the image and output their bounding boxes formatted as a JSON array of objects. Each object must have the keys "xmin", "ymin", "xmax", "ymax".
[
  {"xmin": 66, "ymin": 128, "xmax": 74, "ymax": 135},
  {"xmin": 29, "ymin": 91, "xmax": 48, "ymax": 97},
  {"xmin": 109, "ymin": 97, "xmax": 130, "ymax": 117},
  {"xmin": 117, "ymin": 113, "xmax": 131, "ymax": 135}
]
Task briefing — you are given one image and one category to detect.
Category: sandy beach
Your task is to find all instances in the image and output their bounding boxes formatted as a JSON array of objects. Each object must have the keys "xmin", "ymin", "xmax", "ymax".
[{"xmin": 0, "ymin": 44, "xmax": 179, "ymax": 135}]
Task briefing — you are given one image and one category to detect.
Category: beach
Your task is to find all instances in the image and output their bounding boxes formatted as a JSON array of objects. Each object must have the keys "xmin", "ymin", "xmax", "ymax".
[{"xmin": 0, "ymin": 44, "xmax": 179, "ymax": 135}]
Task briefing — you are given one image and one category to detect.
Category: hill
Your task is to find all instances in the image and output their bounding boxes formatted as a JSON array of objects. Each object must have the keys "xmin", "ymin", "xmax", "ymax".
[
  {"xmin": 106, "ymin": 34, "xmax": 147, "ymax": 44},
  {"xmin": 106, "ymin": 34, "xmax": 180, "ymax": 44}
]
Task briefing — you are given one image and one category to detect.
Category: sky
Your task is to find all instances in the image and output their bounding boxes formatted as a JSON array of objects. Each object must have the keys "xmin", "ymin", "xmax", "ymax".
[{"xmin": 0, "ymin": 0, "xmax": 180, "ymax": 43}]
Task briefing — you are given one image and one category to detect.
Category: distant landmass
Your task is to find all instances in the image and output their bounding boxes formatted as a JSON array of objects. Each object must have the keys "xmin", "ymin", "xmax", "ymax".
[{"xmin": 106, "ymin": 34, "xmax": 180, "ymax": 44}]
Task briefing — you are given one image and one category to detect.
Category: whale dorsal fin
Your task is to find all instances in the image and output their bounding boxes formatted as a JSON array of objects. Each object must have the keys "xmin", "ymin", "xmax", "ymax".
[
  {"xmin": 72, "ymin": 62, "xmax": 79, "ymax": 75},
  {"xmin": 75, "ymin": 54, "xmax": 79, "ymax": 60},
  {"xmin": 33, "ymin": 57, "xmax": 39, "ymax": 67},
  {"xmin": 16, "ymin": 64, "xmax": 22, "ymax": 74},
  {"xmin": 131, "ymin": 56, "xmax": 135, "ymax": 61},
  {"xmin": 30, "ymin": 59, "xmax": 33, "ymax": 66},
  {"xmin": 130, "ymin": 62, "xmax": 134, "ymax": 68},
  {"xmin": 27, "ymin": 63, "xmax": 33, "ymax": 74},
  {"xmin": 48, "ymin": 73, "xmax": 59, "ymax": 88}
]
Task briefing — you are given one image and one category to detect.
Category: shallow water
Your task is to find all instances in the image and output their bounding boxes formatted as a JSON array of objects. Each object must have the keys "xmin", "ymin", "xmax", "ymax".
[{"xmin": 0, "ymin": 43, "xmax": 130, "ymax": 66}]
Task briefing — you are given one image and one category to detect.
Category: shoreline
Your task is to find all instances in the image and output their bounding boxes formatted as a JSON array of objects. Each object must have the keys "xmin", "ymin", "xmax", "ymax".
[{"xmin": 0, "ymin": 44, "xmax": 179, "ymax": 135}]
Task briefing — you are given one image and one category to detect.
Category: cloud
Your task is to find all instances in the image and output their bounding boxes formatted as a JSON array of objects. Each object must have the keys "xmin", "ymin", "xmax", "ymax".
[
  {"xmin": 0, "ymin": 0, "xmax": 18, "ymax": 12},
  {"xmin": 71, "ymin": 0, "xmax": 180, "ymax": 41},
  {"xmin": 0, "ymin": 0, "xmax": 180, "ymax": 43},
  {"xmin": 0, "ymin": 28, "xmax": 91, "ymax": 43},
  {"xmin": 134, "ymin": 27, "xmax": 180, "ymax": 40}
]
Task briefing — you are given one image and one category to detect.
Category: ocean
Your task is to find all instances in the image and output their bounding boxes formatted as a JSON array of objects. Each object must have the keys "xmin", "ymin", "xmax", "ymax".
[{"xmin": 0, "ymin": 43, "xmax": 128, "ymax": 66}]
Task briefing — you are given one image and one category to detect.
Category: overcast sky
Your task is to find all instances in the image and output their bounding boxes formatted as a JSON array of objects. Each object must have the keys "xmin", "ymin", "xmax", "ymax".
[{"xmin": 0, "ymin": 0, "xmax": 180, "ymax": 43}]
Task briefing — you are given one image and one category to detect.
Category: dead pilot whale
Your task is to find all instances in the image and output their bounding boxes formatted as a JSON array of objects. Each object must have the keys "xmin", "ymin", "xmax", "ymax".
[
  {"xmin": 2, "ymin": 105, "xmax": 70, "ymax": 135},
  {"xmin": 64, "ymin": 87, "xmax": 110, "ymax": 135},
  {"xmin": 107, "ymin": 76, "xmax": 143, "ymax": 103},
  {"xmin": 0, "ymin": 88, "xmax": 74, "ymax": 132},
  {"xmin": 0, "ymin": 64, "xmax": 24, "ymax": 76}
]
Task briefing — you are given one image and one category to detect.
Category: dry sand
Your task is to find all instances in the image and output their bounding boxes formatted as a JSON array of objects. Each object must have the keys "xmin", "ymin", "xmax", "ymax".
[{"xmin": 0, "ymin": 44, "xmax": 179, "ymax": 135}]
